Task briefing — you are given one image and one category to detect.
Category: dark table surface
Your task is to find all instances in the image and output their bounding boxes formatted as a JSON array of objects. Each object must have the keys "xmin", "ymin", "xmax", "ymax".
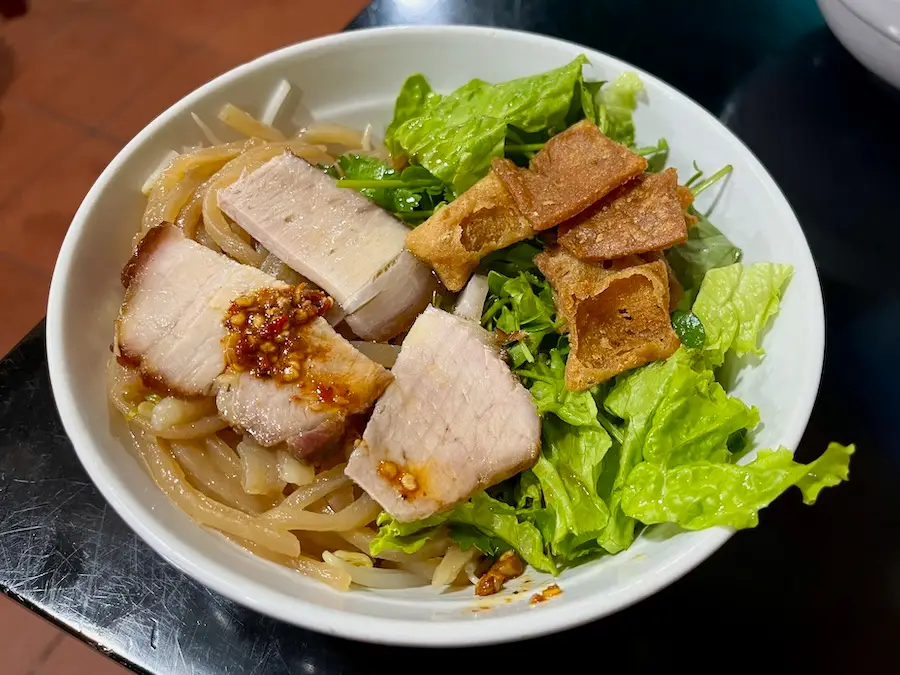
[{"xmin": 2, "ymin": 0, "xmax": 899, "ymax": 672}]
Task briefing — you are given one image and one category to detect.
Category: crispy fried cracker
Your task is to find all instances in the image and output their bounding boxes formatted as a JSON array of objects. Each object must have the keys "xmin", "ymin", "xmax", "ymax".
[
  {"xmin": 676, "ymin": 184, "xmax": 699, "ymax": 227},
  {"xmin": 406, "ymin": 171, "xmax": 534, "ymax": 292},
  {"xmin": 493, "ymin": 120, "xmax": 647, "ymax": 231},
  {"xmin": 535, "ymin": 247, "xmax": 679, "ymax": 390},
  {"xmin": 557, "ymin": 168, "xmax": 688, "ymax": 261},
  {"xmin": 641, "ymin": 250, "xmax": 684, "ymax": 311},
  {"xmin": 535, "ymin": 246, "xmax": 642, "ymax": 325}
]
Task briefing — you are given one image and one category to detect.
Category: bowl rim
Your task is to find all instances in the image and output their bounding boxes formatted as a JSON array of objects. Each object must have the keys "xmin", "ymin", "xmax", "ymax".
[
  {"xmin": 829, "ymin": 0, "xmax": 900, "ymax": 46},
  {"xmin": 46, "ymin": 24, "xmax": 825, "ymax": 647}
]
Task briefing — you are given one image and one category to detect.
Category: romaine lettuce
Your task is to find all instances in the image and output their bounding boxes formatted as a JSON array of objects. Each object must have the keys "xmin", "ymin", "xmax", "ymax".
[
  {"xmin": 595, "ymin": 71, "xmax": 644, "ymax": 147},
  {"xmin": 384, "ymin": 74, "xmax": 442, "ymax": 156},
  {"xmin": 621, "ymin": 443, "xmax": 854, "ymax": 530},
  {"xmin": 530, "ymin": 418, "xmax": 611, "ymax": 560},
  {"xmin": 370, "ymin": 492, "xmax": 555, "ymax": 573},
  {"xmin": 691, "ymin": 261, "xmax": 793, "ymax": 366},
  {"xmin": 387, "ymin": 56, "xmax": 589, "ymax": 191}
]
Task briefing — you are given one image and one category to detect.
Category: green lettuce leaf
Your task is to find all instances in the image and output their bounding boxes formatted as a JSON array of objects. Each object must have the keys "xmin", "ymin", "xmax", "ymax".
[
  {"xmin": 370, "ymin": 492, "xmax": 555, "ymax": 573},
  {"xmin": 667, "ymin": 210, "xmax": 743, "ymax": 302},
  {"xmin": 596, "ymin": 348, "xmax": 758, "ymax": 552},
  {"xmin": 595, "ymin": 71, "xmax": 644, "ymax": 146},
  {"xmin": 621, "ymin": 443, "xmax": 854, "ymax": 529},
  {"xmin": 368, "ymin": 510, "xmax": 448, "ymax": 556},
  {"xmin": 391, "ymin": 56, "xmax": 588, "ymax": 191},
  {"xmin": 479, "ymin": 240, "xmax": 542, "ymax": 278},
  {"xmin": 691, "ymin": 261, "xmax": 794, "ymax": 367},
  {"xmin": 384, "ymin": 74, "xmax": 442, "ymax": 155},
  {"xmin": 671, "ymin": 309, "xmax": 706, "ymax": 348},
  {"xmin": 531, "ymin": 418, "xmax": 611, "ymax": 559},
  {"xmin": 606, "ymin": 349, "xmax": 759, "ymax": 468}
]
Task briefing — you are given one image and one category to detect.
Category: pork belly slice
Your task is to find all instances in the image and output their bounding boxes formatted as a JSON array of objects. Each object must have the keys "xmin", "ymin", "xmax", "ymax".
[
  {"xmin": 492, "ymin": 119, "xmax": 647, "ymax": 231},
  {"xmin": 342, "ymin": 250, "xmax": 438, "ymax": 342},
  {"xmin": 535, "ymin": 246, "xmax": 680, "ymax": 391},
  {"xmin": 345, "ymin": 306, "xmax": 541, "ymax": 522},
  {"xmin": 116, "ymin": 225, "xmax": 391, "ymax": 452},
  {"xmin": 216, "ymin": 152, "xmax": 434, "ymax": 340},
  {"xmin": 117, "ymin": 224, "xmax": 277, "ymax": 396},
  {"xmin": 215, "ymin": 317, "xmax": 392, "ymax": 450},
  {"xmin": 557, "ymin": 168, "xmax": 689, "ymax": 262},
  {"xmin": 406, "ymin": 171, "xmax": 533, "ymax": 292}
]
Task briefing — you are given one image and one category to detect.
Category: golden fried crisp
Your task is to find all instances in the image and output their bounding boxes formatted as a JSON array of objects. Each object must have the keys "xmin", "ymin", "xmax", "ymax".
[
  {"xmin": 641, "ymin": 250, "xmax": 683, "ymax": 311},
  {"xmin": 557, "ymin": 168, "xmax": 689, "ymax": 262},
  {"xmin": 406, "ymin": 171, "xmax": 534, "ymax": 292},
  {"xmin": 676, "ymin": 184, "xmax": 699, "ymax": 227},
  {"xmin": 676, "ymin": 184, "xmax": 694, "ymax": 211},
  {"xmin": 536, "ymin": 245, "xmax": 642, "ymax": 325},
  {"xmin": 535, "ymin": 246, "xmax": 679, "ymax": 390},
  {"xmin": 492, "ymin": 120, "xmax": 647, "ymax": 231}
]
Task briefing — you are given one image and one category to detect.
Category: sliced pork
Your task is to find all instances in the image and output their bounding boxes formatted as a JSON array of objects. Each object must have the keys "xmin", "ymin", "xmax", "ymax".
[
  {"xmin": 117, "ymin": 224, "xmax": 276, "ymax": 396},
  {"xmin": 345, "ymin": 306, "xmax": 541, "ymax": 522},
  {"xmin": 117, "ymin": 225, "xmax": 392, "ymax": 451},
  {"xmin": 217, "ymin": 152, "xmax": 436, "ymax": 340}
]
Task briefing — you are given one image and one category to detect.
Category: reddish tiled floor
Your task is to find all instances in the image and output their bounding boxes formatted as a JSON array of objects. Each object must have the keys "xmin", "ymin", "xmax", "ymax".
[{"xmin": 0, "ymin": 0, "xmax": 369, "ymax": 671}]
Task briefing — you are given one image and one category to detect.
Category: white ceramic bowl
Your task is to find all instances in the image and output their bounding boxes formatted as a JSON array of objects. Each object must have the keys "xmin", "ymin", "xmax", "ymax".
[
  {"xmin": 819, "ymin": 0, "xmax": 900, "ymax": 90},
  {"xmin": 47, "ymin": 26, "xmax": 824, "ymax": 646}
]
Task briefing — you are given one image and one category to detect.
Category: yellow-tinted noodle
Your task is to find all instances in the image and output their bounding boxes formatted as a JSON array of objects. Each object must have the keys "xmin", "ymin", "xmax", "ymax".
[
  {"xmin": 322, "ymin": 552, "xmax": 428, "ymax": 589},
  {"xmin": 264, "ymin": 494, "xmax": 382, "ymax": 532},
  {"xmin": 202, "ymin": 143, "xmax": 292, "ymax": 266},
  {"xmin": 263, "ymin": 464, "xmax": 350, "ymax": 518},
  {"xmin": 107, "ymin": 359, "xmax": 228, "ymax": 440},
  {"xmin": 235, "ymin": 438, "xmax": 286, "ymax": 496},
  {"xmin": 170, "ymin": 440, "xmax": 272, "ymax": 514},
  {"xmin": 431, "ymin": 544, "xmax": 477, "ymax": 586},
  {"xmin": 223, "ymin": 534, "xmax": 352, "ymax": 591},
  {"xmin": 149, "ymin": 396, "xmax": 216, "ymax": 431},
  {"xmin": 135, "ymin": 432, "xmax": 300, "ymax": 557},
  {"xmin": 204, "ymin": 436, "xmax": 243, "ymax": 481},
  {"xmin": 219, "ymin": 103, "xmax": 287, "ymax": 142},
  {"xmin": 141, "ymin": 139, "xmax": 260, "ymax": 232},
  {"xmin": 300, "ymin": 122, "xmax": 367, "ymax": 148},
  {"xmin": 176, "ymin": 175, "xmax": 214, "ymax": 240}
]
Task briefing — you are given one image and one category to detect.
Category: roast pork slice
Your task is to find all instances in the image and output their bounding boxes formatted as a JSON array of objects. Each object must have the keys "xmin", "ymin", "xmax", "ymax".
[
  {"xmin": 117, "ymin": 224, "xmax": 277, "ymax": 396},
  {"xmin": 342, "ymin": 250, "xmax": 438, "ymax": 342},
  {"xmin": 345, "ymin": 306, "xmax": 541, "ymax": 522},
  {"xmin": 116, "ymin": 225, "xmax": 391, "ymax": 455},
  {"xmin": 216, "ymin": 152, "xmax": 434, "ymax": 340},
  {"xmin": 215, "ymin": 316, "xmax": 393, "ymax": 448}
]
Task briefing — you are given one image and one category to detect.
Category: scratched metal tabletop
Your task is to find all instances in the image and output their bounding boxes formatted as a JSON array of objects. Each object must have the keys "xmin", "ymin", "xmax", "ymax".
[{"xmin": 2, "ymin": 1, "xmax": 899, "ymax": 673}]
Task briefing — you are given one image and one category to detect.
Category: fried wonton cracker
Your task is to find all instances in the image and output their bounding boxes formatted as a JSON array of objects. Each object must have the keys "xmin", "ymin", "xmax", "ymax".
[
  {"xmin": 557, "ymin": 168, "xmax": 689, "ymax": 261},
  {"xmin": 492, "ymin": 119, "xmax": 647, "ymax": 231},
  {"xmin": 676, "ymin": 184, "xmax": 699, "ymax": 227},
  {"xmin": 641, "ymin": 250, "xmax": 684, "ymax": 311},
  {"xmin": 535, "ymin": 246, "xmax": 679, "ymax": 390},
  {"xmin": 406, "ymin": 172, "xmax": 533, "ymax": 291}
]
